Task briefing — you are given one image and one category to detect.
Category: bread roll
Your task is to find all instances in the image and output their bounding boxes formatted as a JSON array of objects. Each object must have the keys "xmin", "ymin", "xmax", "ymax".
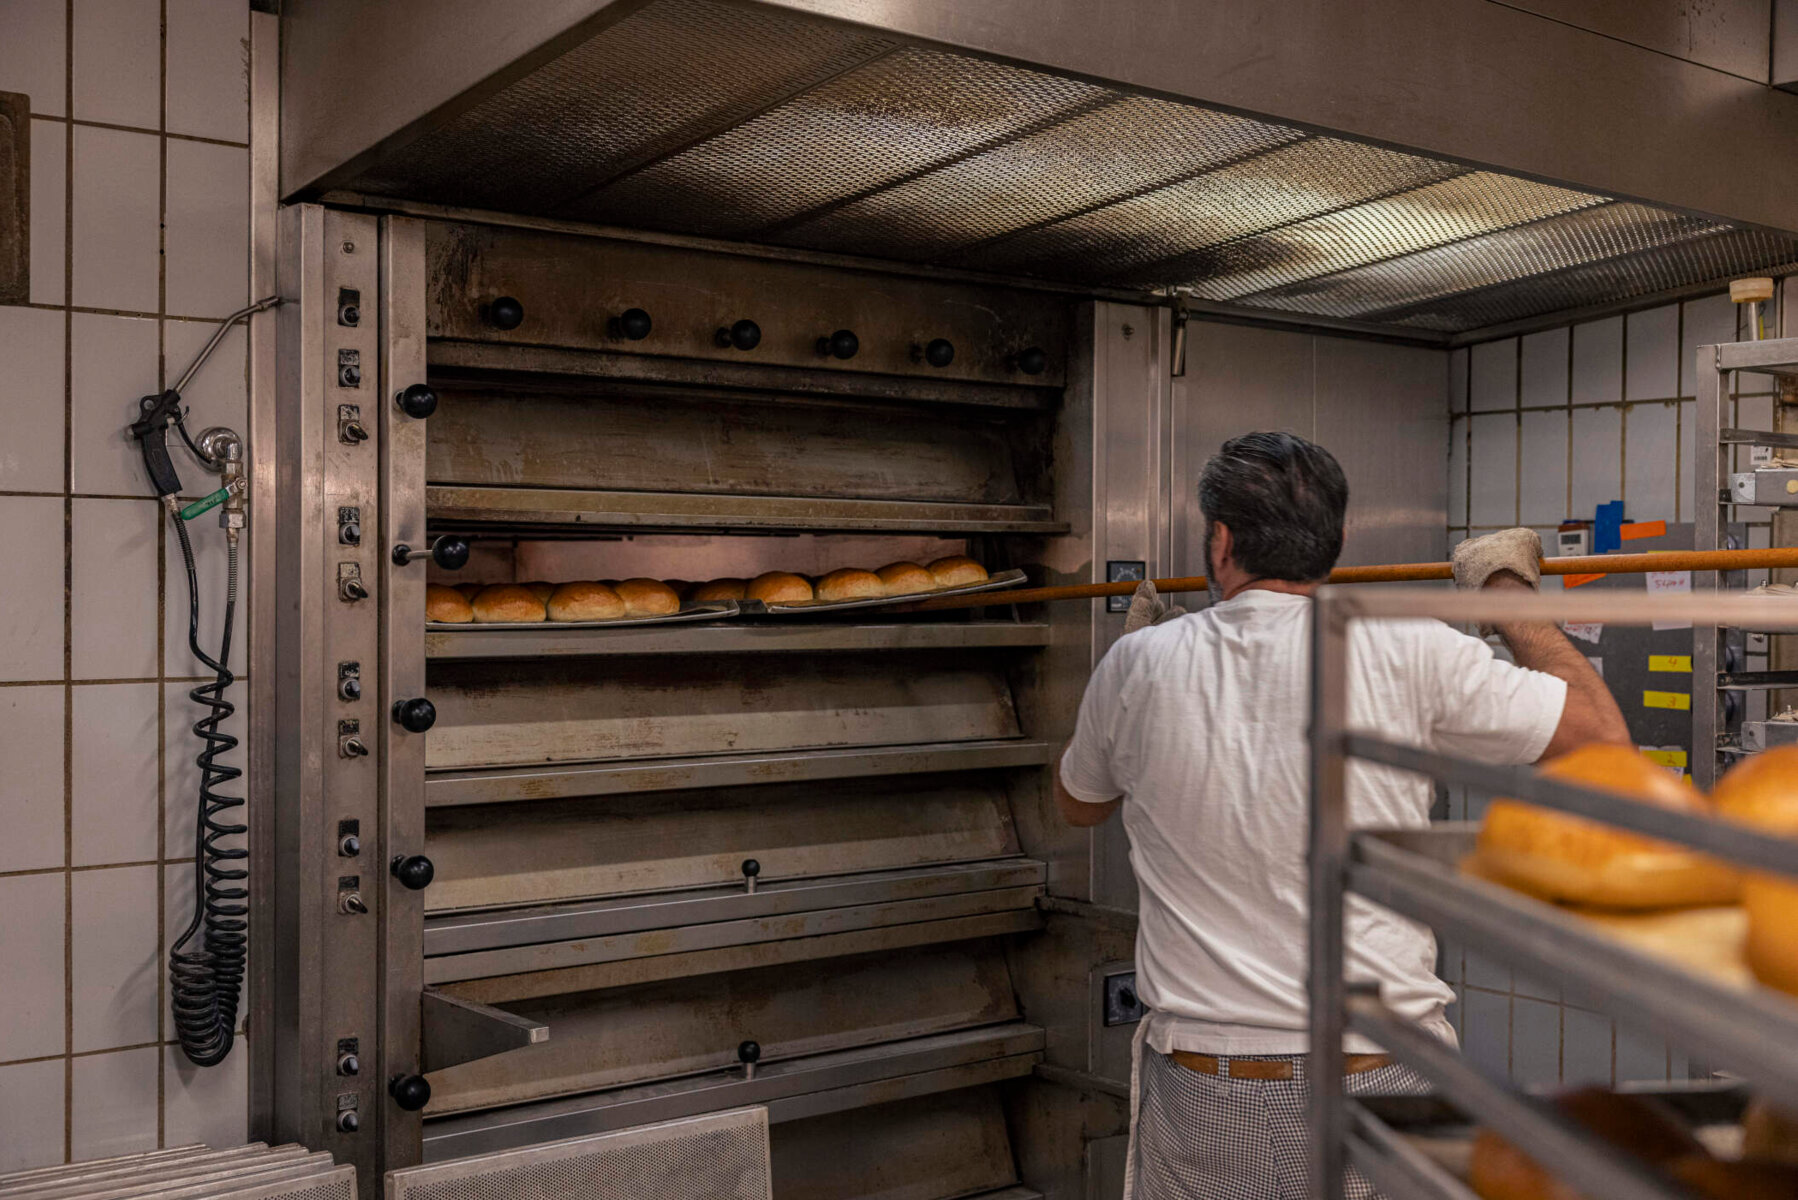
[
  {"xmin": 472, "ymin": 584, "xmax": 547, "ymax": 624},
  {"xmin": 1672, "ymin": 1156, "xmax": 1798, "ymax": 1200},
  {"xmin": 747, "ymin": 571, "xmax": 813, "ymax": 604},
  {"xmin": 426, "ymin": 583, "xmax": 473, "ymax": 624},
  {"xmin": 876, "ymin": 561, "xmax": 934, "ymax": 597},
  {"xmin": 690, "ymin": 578, "xmax": 748, "ymax": 603},
  {"xmin": 1469, "ymin": 744, "xmax": 1740, "ymax": 909},
  {"xmin": 521, "ymin": 580, "xmax": 555, "ymax": 603},
  {"xmin": 927, "ymin": 555, "xmax": 988, "ymax": 588},
  {"xmin": 613, "ymin": 577, "xmax": 680, "ymax": 616},
  {"xmin": 1711, "ymin": 746, "xmax": 1798, "ymax": 995},
  {"xmin": 546, "ymin": 581, "xmax": 625, "ymax": 622},
  {"xmin": 1468, "ymin": 1087, "xmax": 1704, "ymax": 1200},
  {"xmin": 816, "ymin": 568, "xmax": 884, "ymax": 602},
  {"xmin": 454, "ymin": 582, "xmax": 485, "ymax": 601}
]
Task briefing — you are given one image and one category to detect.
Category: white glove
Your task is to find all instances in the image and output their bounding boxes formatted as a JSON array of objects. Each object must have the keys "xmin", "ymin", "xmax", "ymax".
[
  {"xmin": 1123, "ymin": 580, "xmax": 1186, "ymax": 634},
  {"xmin": 1451, "ymin": 528, "xmax": 1542, "ymax": 591}
]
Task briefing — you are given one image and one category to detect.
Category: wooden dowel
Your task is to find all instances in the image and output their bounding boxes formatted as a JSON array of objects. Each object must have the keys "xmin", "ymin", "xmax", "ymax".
[{"xmin": 907, "ymin": 546, "xmax": 1798, "ymax": 613}]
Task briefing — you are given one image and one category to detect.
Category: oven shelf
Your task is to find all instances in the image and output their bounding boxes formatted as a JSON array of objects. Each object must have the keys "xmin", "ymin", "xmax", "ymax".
[
  {"xmin": 425, "ymin": 485, "xmax": 1068, "ymax": 535},
  {"xmin": 425, "ymin": 858, "xmax": 1047, "ymax": 975},
  {"xmin": 1348, "ymin": 824, "xmax": 1798, "ymax": 1115},
  {"xmin": 421, "ymin": 1023, "xmax": 1046, "ymax": 1163},
  {"xmin": 426, "ymin": 619, "xmax": 1052, "ymax": 659},
  {"xmin": 424, "ymin": 738, "xmax": 1056, "ymax": 807}
]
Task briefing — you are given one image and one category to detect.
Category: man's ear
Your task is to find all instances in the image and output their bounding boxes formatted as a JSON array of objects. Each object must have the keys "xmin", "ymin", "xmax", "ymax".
[{"xmin": 1210, "ymin": 521, "xmax": 1232, "ymax": 569}]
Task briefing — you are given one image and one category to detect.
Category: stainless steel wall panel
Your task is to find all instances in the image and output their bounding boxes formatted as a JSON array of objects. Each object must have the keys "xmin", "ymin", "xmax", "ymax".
[
  {"xmin": 425, "ymin": 386, "xmax": 1029, "ymax": 505},
  {"xmin": 423, "ymin": 652, "xmax": 1023, "ymax": 769},
  {"xmin": 422, "ymin": 773, "xmax": 1023, "ymax": 911},
  {"xmin": 768, "ymin": 1086, "xmax": 1018, "ymax": 1200},
  {"xmin": 424, "ymin": 941, "xmax": 1020, "ymax": 1115}
]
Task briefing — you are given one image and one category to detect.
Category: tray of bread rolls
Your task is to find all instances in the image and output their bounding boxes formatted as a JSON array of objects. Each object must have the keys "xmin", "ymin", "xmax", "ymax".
[
  {"xmin": 731, "ymin": 557, "xmax": 1027, "ymax": 615},
  {"xmin": 425, "ymin": 579, "xmax": 739, "ymax": 629}
]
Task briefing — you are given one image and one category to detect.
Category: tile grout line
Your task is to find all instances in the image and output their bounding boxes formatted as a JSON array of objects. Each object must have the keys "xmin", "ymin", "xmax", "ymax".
[
  {"xmin": 60, "ymin": 0, "xmax": 74, "ymax": 1163},
  {"xmin": 156, "ymin": 0, "xmax": 170, "ymax": 1148}
]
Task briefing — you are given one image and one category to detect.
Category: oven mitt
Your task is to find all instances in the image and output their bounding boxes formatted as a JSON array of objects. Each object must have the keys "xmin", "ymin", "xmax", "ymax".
[
  {"xmin": 1451, "ymin": 527, "xmax": 1542, "ymax": 636},
  {"xmin": 1124, "ymin": 580, "xmax": 1186, "ymax": 634}
]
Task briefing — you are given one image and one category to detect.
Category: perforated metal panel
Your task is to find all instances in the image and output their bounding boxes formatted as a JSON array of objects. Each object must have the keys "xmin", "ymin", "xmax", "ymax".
[
  {"xmin": 386, "ymin": 1108, "xmax": 771, "ymax": 1200},
  {"xmin": 337, "ymin": 0, "xmax": 1798, "ymax": 334},
  {"xmin": 0, "ymin": 1146, "xmax": 355, "ymax": 1200}
]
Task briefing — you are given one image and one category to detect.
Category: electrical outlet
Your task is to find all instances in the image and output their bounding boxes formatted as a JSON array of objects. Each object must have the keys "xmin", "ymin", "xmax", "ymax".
[{"xmin": 1103, "ymin": 970, "xmax": 1144, "ymax": 1026}]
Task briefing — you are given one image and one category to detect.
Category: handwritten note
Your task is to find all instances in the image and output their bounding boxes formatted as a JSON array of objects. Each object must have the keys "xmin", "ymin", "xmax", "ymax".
[{"xmin": 1647, "ymin": 570, "xmax": 1692, "ymax": 631}]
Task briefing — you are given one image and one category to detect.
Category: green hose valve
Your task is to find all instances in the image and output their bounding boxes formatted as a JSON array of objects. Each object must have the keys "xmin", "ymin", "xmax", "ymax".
[{"xmin": 180, "ymin": 487, "xmax": 232, "ymax": 521}]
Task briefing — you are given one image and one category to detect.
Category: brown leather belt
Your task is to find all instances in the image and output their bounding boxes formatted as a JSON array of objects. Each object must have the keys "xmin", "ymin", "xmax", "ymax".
[{"xmin": 1169, "ymin": 1050, "xmax": 1390, "ymax": 1081}]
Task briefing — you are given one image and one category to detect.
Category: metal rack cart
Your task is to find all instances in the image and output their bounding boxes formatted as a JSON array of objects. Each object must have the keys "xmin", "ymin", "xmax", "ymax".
[
  {"xmin": 1307, "ymin": 586, "xmax": 1798, "ymax": 1200},
  {"xmin": 1695, "ymin": 335, "xmax": 1798, "ymax": 787}
]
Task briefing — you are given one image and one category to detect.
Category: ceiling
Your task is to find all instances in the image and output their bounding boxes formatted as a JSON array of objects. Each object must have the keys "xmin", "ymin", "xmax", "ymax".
[{"xmin": 335, "ymin": 0, "xmax": 1798, "ymax": 335}]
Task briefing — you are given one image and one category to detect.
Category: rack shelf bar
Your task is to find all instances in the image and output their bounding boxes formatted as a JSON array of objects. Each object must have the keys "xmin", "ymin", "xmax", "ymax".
[
  {"xmin": 424, "ymin": 738, "xmax": 1056, "ymax": 807},
  {"xmin": 1721, "ymin": 426, "xmax": 1798, "ymax": 449},
  {"xmin": 426, "ymin": 621, "xmax": 1051, "ymax": 659},
  {"xmin": 1343, "ymin": 1100, "xmax": 1479, "ymax": 1200}
]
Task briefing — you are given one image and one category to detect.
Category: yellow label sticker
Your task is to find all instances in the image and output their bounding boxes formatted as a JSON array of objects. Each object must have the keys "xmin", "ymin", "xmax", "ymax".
[
  {"xmin": 1643, "ymin": 690, "xmax": 1691, "ymax": 711},
  {"xmin": 1648, "ymin": 655, "xmax": 1692, "ymax": 673},
  {"xmin": 1641, "ymin": 749, "xmax": 1689, "ymax": 768}
]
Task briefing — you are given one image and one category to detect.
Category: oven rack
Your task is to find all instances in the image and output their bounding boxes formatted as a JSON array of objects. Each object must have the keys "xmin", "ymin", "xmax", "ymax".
[
  {"xmin": 421, "ymin": 1023, "xmax": 1047, "ymax": 1164},
  {"xmin": 426, "ymin": 619, "xmax": 1053, "ymax": 660},
  {"xmin": 1308, "ymin": 586, "xmax": 1798, "ymax": 1200}
]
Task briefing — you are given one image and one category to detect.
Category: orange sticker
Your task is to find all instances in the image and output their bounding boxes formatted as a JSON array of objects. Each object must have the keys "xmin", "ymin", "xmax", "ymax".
[
  {"xmin": 1561, "ymin": 573, "xmax": 1604, "ymax": 588},
  {"xmin": 1621, "ymin": 520, "xmax": 1667, "ymax": 540}
]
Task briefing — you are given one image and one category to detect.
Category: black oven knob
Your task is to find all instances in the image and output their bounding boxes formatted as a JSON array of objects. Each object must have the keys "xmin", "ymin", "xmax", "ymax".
[
  {"xmin": 616, "ymin": 308, "xmax": 653, "ymax": 340},
  {"xmin": 718, "ymin": 319, "xmax": 761, "ymax": 351},
  {"xmin": 487, "ymin": 296, "xmax": 524, "ymax": 330},
  {"xmin": 389, "ymin": 1074, "xmax": 431, "ymax": 1111},
  {"xmin": 1015, "ymin": 346, "xmax": 1047, "ymax": 375},
  {"xmin": 391, "ymin": 854, "xmax": 435, "ymax": 891},
  {"xmin": 923, "ymin": 338, "xmax": 955, "ymax": 368},
  {"xmin": 393, "ymin": 536, "xmax": 469, "ymax": 571},
  {"xmin": 395, "ymin": 384, "xmax": 438, "ymax": 419},
  {"xmin": 818, "ymin": 329, "xmax": 859, "ymax": 360},
  {"xmin": 392, "ymin": 697, "xmax": 436, "ymax": 733}
]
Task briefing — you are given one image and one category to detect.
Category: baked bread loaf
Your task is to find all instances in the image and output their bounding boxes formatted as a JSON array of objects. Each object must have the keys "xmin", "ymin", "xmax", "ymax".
[
  {"xmin": 472, "ymin": 584, "xmax": 547, "ymax": 624},
  {"xmin": 747, "ymin": 571, "xmax": 813, "ymax": 604},
  {"xmin": 927, "ymin": 555, "xmax": 988, "ymax": 588},
  {"xmin": 816, "ymin": 568, "xmax": 884, "ymax": 602},
  {"xmin": 1711, "ymin": 746, "xmax": 1798, "ymax": 995},
  {"xmin": 454, "ymin": 582, "xmax": 485, "ymax": 601},
  {"xmin": 876, "ymin": 561, "xmax": 934, "ymax": 597},
  {"xmin": 1469, "ymin": 744, "xmax": 1740, "ymax": 909},
  {"xmin": 690, "ymin": 578, "xmax": 748, "ymax": 603},
  {"xmin": 614, "ymin": 577, "xmax": 680, "ymax": 616},
  {"xmin": 1468, "ymin": 1087, "xmax": 1704, "ymax": 1200},
  {"xmin": 521, "ymin": 580, "xmax": 555, "ymax": 603},
  {"xmin": 546, "ymin": 581, "xmax": 625, "ymax": 622},
  {"xmin": 426, "ymin": 583, "xmax": 474, "ymax": 624}
]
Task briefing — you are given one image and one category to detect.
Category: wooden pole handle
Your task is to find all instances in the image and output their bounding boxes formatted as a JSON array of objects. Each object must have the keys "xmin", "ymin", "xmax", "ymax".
[{"xmin": 907, "ymin": 546, "xmax": 1798, "ymax": 613}]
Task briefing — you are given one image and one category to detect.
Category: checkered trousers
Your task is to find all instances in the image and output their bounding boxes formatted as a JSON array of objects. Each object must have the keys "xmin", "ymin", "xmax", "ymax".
[{"xmin": 1129, "ymin": 1048, "xmax": 1431, "ymax": 1200}]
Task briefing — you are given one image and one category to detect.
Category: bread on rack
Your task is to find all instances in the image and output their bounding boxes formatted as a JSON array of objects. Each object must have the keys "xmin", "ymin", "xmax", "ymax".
[
  {"xmin": 927, "ymin": 555, "xmax": 988, "ymax": 588},
  {"xmin": 690, "ymin": 578, "xmax": 748, "ymax": 603},
  {"xmin": 546, "ymin": 581, "xmax": 625, "ymax": 622},
  {"xmin": 453, "ymin": 582, "xmax": 485, "ymax": 601},
  {"xmin": 747, "ymin": 571, "xmax": 813, "ymax": 604},
  {"xmin": 521, "ymin": 580, "xmax": 556, "ymax": 603},
  {"xmin": 875, "ymin": 561, "xmax": 935, "ymax": 596},
  {"xmin": 1467, "ymin": 744, "xmax": 1740, "ymax": 909},
  {"xmin": 613, "ymin": 578, "xmax": 680, "ymax": 616},
  {"xmin": 816, "ymin": 568, "xmax": 884, "ymax": 602},
  {"xmin": 426, "ymin": 583, "xmax": 474, "ymax": 624},
  {"xmin": 472, "ymin": 584, "xmax": 547, "ymax": 624},
  {"xmin": 1467, "ymin": 1087, "xmax": 1705, "ymax": 1200},
  {"xmin": 1710, "ymin": 746, "xmax": 1798, "ymax": 995}
]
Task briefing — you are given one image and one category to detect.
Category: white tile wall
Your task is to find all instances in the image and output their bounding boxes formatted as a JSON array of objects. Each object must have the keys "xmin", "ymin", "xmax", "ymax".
[
  {"xmin": 0, "ymin": 306, "xmax": 66, "ymax": 492},
  {"xmin": 1520, "ymin": 326, "xmax": 1569, "ymax": 408},
  {"xmin": 1470, "ymin": 338, "xmax": 1517, "ymax": 411},
  {"xmin": 1448, "ymin": 416, "xmax": 1468, "ymax": 527},
  {"xmin": 0, "ymin": 0, "xmax": 260, "ymax": 1168},
  {"xmin": 1449, "ymin": 347, "xmax": 1468, "ymax": 413},
  {"xmin": 1681, "ymin": 293, "xmax": 1736, "ymax": 394},
  {"xmin": 1511, "ymin": 996, "xmax": 1561, "ymax": 1085},
  {"xmin": 1571, "ymin": 316, "xmax": 1623, "ymax": 406},
  {"xmin": 1623, "ymin": 401, "xmax": 1678, "ymax": 521},
  {"xmin": 1562, "ymin": 1008, "xmax": 1613, "ymax": 1085},
  {"xmin": 1624, "ymin": 304, "xmax": 1678, "ymax": 401},
  {"xmin": 1569, "ymin": 405, "xmax": 1622, "ymax": 517},
  {"xmin": 1518, "ymin": 409, "xmax": 1568, "ymax": 525},
  {"xmin": 1469, "ymin": 412, "xmax": 1516, "ymax": 526}
]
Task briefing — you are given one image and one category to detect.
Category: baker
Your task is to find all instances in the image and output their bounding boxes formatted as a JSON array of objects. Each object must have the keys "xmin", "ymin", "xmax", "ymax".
[{"xmin": 1056, "ymin": 431, "xmax": 1629, "ymax": 1200}]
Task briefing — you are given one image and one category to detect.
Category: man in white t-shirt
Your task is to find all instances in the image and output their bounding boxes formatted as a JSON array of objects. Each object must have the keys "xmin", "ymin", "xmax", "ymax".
[{"xmin": 1058, "ymin": 432, "xmax": 1628, "ymax": 1200}]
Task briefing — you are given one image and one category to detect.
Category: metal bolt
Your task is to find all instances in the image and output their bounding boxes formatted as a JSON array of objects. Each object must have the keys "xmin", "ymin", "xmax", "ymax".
[
  {"xmin": 341, "ymin": 241, "xmax": 355, "ymax": 254},
  {"xmin": 1122, "ymin": 324, "xmax": 1135, "ymax": 338}
]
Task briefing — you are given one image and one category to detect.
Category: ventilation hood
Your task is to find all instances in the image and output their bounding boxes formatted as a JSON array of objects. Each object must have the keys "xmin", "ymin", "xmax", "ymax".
[{"xmin": 284, "ymin": 0, "xmax": 1798, "ymax": 339}]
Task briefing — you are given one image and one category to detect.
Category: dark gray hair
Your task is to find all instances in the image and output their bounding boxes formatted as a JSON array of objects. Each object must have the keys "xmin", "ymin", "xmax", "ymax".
[{"xmin": 1198, "ymin": 432, "xmax": 1348, "ymax": 582}]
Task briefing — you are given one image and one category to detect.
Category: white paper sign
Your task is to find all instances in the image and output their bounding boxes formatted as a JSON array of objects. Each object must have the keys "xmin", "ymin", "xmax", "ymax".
[
  {"xmin": 1647, "ymin": 570, "xmax": 1692, "ymax": 631},
  {"xmin": 1562, "ymin": 622, "xmax": 1603, "ymax": 644}
]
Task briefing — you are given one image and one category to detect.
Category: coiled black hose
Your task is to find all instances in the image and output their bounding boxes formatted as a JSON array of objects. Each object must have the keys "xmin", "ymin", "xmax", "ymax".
[{"xmin": 167, "ymin": 514, "xmax": 247, "ymax": 1066}]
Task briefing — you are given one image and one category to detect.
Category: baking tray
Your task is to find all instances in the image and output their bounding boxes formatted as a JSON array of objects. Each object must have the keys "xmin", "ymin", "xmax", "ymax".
[
  {"xmin": 426, "ymin": 600, "xmax": 740, "ymax": 630},
  {"xmin": 740, "ymin": 568, "xmax": 1029, "ymax": 615}
]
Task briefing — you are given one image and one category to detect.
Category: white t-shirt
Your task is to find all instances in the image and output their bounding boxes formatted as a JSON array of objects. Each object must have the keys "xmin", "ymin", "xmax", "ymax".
[{"xmin": 1059, "ymin": 589, "xmax": 1566, "ymax": 1055}]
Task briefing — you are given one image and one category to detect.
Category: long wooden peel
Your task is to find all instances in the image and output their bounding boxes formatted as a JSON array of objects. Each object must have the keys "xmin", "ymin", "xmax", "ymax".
[{"xmin": 907, "ymin": 546, "xmax": 1798, "ymax": 613}]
